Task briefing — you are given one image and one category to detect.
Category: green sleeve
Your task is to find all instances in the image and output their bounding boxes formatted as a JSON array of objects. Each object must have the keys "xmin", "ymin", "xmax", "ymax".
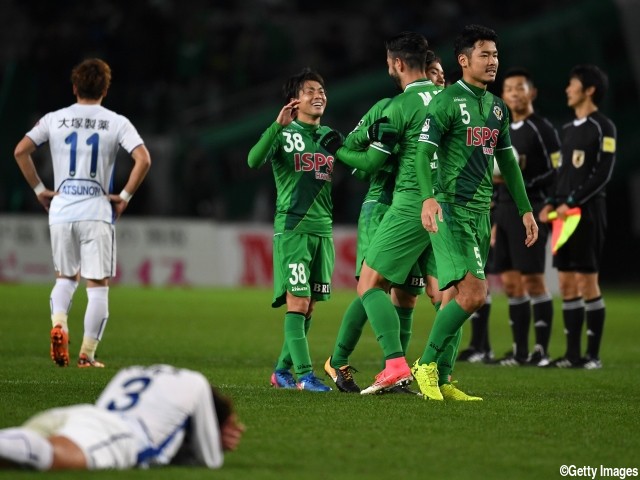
[
  {"xmin": 335, "ymin": 144, "xmax": 390, "ymax": 174},
  {"xmin": 247, "ymin": 121, "xmax": 283, "ymax": 169},
  {"xmin": 416, "ymin": 140, "xmax": 437, "ymax": 200},
  {"xmin": 495, "ymin": 147, "xmax": 532, "ymax": 216}
]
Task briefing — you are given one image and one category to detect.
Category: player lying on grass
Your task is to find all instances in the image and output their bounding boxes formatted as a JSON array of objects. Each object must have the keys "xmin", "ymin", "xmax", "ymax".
[{"xmin": 0, "ymin": 365, "xmax": 244, "ymax": 471}]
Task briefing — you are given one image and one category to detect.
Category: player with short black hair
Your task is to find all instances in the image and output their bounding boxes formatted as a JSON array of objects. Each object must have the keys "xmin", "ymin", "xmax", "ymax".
[
  {"xmin": 248, "ymin": 68, "xmax": 336, "ymax": 391},
  {"xmin": 539, "ymin": 64, "xmax": 616, "ymax": 370},
  {"xmin": 414, "ymin": 25, "xmax": 538, "ymax": 400}
]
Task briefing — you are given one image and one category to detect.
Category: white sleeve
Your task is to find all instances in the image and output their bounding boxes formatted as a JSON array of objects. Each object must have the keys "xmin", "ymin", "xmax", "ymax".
[
  {"xmin": 189, "ymin": 376, "xmax": 224, "ymax": 468},
  {"xmin": 25, "ymin": 114, "xmax": 51, "ymax": 147},
  {"xmin": 117, "ymin": 115, "xmax": 144, "ymax": 154}
]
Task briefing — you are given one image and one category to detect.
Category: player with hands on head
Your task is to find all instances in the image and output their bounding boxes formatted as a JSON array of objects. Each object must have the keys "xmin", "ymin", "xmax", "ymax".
[
  {"xmin": 413, "ymin": 25, "xmax": 538, "ymax": 401},
  {"xmin": 14, "ymin": 58, "xmax": 151, "ymax": 369},
  {"xmin": 539, "ymin": 64, "xmax": 616, "ymax": 370},
  {"xmin": 248, "ymin": 68, "xmax": 337, "ymax": 392}
]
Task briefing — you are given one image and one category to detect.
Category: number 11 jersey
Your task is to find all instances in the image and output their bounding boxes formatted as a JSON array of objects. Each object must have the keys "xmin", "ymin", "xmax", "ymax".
[{"xmin": 26, "ymin": 103, "xmax": 144, "ymax": 225}]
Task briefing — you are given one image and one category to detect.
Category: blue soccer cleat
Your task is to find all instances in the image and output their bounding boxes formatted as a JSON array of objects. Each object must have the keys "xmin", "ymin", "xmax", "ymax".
[
  {"xmin": 297, "ymin": 372, "xmax": 332, "ymax": 392},
  {"xmin": 270, "ymin": 369, "xmax": 297, "ymax": 389}
]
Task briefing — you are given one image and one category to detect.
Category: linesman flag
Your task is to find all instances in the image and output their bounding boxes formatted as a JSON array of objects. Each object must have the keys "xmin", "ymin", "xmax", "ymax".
[{"xmin": 547, "ymin": 207, "xmax": 582, "ymax": 254}]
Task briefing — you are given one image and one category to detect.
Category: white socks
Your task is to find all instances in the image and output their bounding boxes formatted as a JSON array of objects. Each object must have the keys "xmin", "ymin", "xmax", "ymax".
[
  {"xmin": 82, "ymin": 287, "xmax": 109, "ymax": 358},
  {"xmin": 0, "ymin": 428, "xmax": 53, "ymax": 470},
  {"xmin": 49, "ymin": 278, "xmax": 78, "ymax": 332}
]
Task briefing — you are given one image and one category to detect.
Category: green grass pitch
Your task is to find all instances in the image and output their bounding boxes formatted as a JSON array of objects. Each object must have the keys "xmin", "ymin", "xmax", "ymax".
[{"xmin": 1, "ymin": 284, "xmax": 639, "ymax": 480}]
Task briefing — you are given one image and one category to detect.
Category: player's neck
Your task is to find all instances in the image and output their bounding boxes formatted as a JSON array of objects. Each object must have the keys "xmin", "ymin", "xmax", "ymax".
[
  {"xmin": 401, "ymin": 71, "xmax": 427, "ymax": 90},
  {"xmin": 76, "ymin": 97, "xmax": 103, "ymax": 106},
  {"xmin": 296, "ymin": 112, "xmax": 321, "ymax": 126},
  {"xmin": 511, "ymin": 107, "xmax": 533, "ymax": 123},
  {"xmin": 573, "ymin": 101, "xmax": 597, "ymax": 120}
]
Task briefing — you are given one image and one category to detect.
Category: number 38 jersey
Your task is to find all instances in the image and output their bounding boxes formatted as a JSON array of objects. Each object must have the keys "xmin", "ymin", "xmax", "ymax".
[
  {"xmin": 95, "ymin": 365, "xmax": 223, "ymax": 468},
  {"xmin": 26, "ymin": 103, "xmax": 144, "ymax": 225}
]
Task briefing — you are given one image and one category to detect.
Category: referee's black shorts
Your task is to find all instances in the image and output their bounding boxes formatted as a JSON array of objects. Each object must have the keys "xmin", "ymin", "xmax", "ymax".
[
  {"xmin": 553, "ymin": 197, "xmax": 607, "ymax": 273},
  {"xmin": 493, "ymin": 201, "xmax": 549, "ymax": 274}
]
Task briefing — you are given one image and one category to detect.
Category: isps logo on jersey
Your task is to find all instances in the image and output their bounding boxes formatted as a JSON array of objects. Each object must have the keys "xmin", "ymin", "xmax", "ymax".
[
  {"xmin": 466, "ymin": 126, "xmax": 499, "ymax": 155},
  {"xmin": 294, "ymin": 153, "xmax": 334, "ymax": 182}
]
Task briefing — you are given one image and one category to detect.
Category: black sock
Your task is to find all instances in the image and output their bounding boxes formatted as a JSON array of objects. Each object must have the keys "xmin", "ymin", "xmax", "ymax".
[
  {"xmin": 531, "ymin": 293, "xmax": 553, "ymax": 354},
  {"xmin": 509, "ymin": 296, "xmax": 531, "ymax": 360},
  {"xmin": 562, "ymin": 297, "xmax": 584, "ymax": 361},
  {"xmin": 585, "ymin": 297, "xmax": 605, "ymax": 360},
  {"xmin": 469, "ymin": 295, "xmax": 491, "ymax": 352}
]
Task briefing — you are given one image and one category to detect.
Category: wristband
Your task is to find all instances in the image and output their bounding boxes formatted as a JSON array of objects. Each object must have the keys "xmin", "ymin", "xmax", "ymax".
[
  {"xmin": 33, "ymin": 182, "xmax": 46, "ymax": 196},
  {"xmin": 119, "ymin": 189, "xmax": 133, "ymax": 202}
]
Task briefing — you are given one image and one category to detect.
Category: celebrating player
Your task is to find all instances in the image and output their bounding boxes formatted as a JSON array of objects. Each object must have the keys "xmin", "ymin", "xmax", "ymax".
[
  {"xmin": 414, "ymin": 25, "xmax": 538, "ymax": 400},
  {"xmin": 14, "ymin": 58, "xmax": 151, "ymax": 368},
  {"xmin": 248, "ymin": 68, "xmax": 336, "ymax": 391},
  {"xmin": 539, "ymin": 64, "xmax": 616, "ymax": 369},
  {"xmin": 0, "ymin": 365, "xmax": 244, "ymax": 470}
]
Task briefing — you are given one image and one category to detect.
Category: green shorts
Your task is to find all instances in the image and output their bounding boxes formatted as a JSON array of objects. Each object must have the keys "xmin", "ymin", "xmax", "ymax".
[
  {"xmin": 365, "ymin": 207, "xmax": 434, "ymax": 290},
  {"xmin": 355, "ymin": 201, "xmax": 390, "ymax": 277},
  {"xmin": 272, "ymin": 232, "xmax": 335, "ymax": 308},
  {"xmin": 430, "ymin": 203, "xmax": 491, "ymax": 290}
]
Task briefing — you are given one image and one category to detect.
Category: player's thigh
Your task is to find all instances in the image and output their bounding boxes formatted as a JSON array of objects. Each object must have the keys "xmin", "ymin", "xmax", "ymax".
[
  {"xmin": 355, "ymin": 201, "xmax": 388, "ymax": 277},
  {"xmin": 78, "ymin": 221, "xmax": 116, "ymax": 281},
  {"xmin": 26, "ymin": 405, "xmax": 137, "ymax": 470},
  {"xmin": 392, "ymin": 243, "xmax": 435, "ymax": 297},
  {"xmin": 432, "ymin": 204, "xmax": 490, "ymax": 290},
  {"xmin": 50, "ymin": 223, "xmax": 81, "ymax": 276},
  {"xmin": 366, "ymin": 210, "xmax": 430, "ymax": 285}
]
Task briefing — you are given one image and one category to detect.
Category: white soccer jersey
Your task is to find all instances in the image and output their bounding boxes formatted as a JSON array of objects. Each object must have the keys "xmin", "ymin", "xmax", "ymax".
[
  {"xmin": 26, "ymin": 103, "xmax": 144, "ymax": 225},
  {"xmin": 95, "ymin": 365, "xmax": 224, "ymax": 469}
]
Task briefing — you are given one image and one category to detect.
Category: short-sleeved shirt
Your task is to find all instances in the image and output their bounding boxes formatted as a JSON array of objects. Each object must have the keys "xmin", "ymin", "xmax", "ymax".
[
  {"xmin": 26, "ymin": 103, "xmax": 144, "ymax": 225},
  {"xmin": 96, "ymin": 365, "xmax": 223, "ymax": 469},
  {"xmin": 420, "ymin": 79, "xmax": 512, "ymax": 213}
]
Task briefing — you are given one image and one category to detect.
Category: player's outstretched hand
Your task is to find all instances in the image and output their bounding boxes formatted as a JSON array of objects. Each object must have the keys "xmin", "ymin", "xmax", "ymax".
[
  {"xmin": 109, "ymin": 194, "xmax": 129, "ymax": 220},
  {"xmin": 276, "ymin": 99, "xmax": 300, "ymax": 127},
  {"xmin": 522, "ymin": 211, "xmax": 539, "ymax": 247},
  {"xmin": 316, "ymin": 129, "xmax": 344, "ymax": 156},
  {"xmin": 36, "ymin": 189, "xmax": 57, "ymax": 213},
  {"xmin": 421, "ymin": 198, "xmax": 442, "ymax": 233},
  {"xmin": 367, "ymin": 117, "xmax": 399, "ymax": 146},
  {"xmin": 221, "ymin": 414, "xmax": 246, "ymax": 451}
]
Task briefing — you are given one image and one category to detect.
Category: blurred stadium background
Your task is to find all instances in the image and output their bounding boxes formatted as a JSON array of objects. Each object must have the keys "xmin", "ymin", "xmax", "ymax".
[{"xmin": 1, "ymin": 0, "xmax": 638, "ymax": 287}]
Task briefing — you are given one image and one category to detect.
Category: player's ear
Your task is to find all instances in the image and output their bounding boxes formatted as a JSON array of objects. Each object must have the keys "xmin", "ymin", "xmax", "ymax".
[
  {"xmin": 458, "ymin": 53, "xmax": 468, "ymax": 68},
  {"xmin": 530, "ymin": 86, "xmax": 538, "ymax": 102}
]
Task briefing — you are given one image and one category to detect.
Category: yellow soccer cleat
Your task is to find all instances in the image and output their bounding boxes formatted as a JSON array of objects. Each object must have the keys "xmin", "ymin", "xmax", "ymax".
[
  {"xmin": 439, "ymin": 382, "xmax": 483, "ymax": 401},
  {"xmin": 411, "ymin": 360, "xmax": 443, "ymax": 401}
]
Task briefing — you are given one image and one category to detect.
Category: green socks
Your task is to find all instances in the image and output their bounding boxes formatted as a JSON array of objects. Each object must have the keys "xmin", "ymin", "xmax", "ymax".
[
  {"xmin": 275, "ymin": 313, "xmax": 313, "ymax": 374},
  {"xmin": 331, "ymin": 297, "xmax": 367, "ymax": 368},
  {"xmin": 361, "ymin": 288, "xmax": 403, "ymax": 359},
  {"xmin": 420, "ymin": 300, "xmax": 470, "ymax": 365}
]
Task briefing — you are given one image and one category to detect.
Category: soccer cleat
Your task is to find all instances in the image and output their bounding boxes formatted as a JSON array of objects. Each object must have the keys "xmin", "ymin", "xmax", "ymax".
[
  {"xmin": 324, "ymin": 357, "xmax": 360, "ymax": 393},
  {"xmin": 297, "ymin": 372, "xmax": 332, "ymax": 392},
  {"xmin": 527, "ymin": 345, "xmax": 550, "ymax": 367},
  {"xmin": 546, "ymin": 356, "xmax": 586, "ymax": 368},
  {"xmin": 384, "ymin": 384, "xmax": 422, "ymax": 396},
  {"xmin": 440, "ymin": 382, "xmax": 483, "ymax": 401},
  {"xmin": 270, "ymin": 369, "xmax": 297, "ymax": 389},
  {"xmin": 582, "ymin": 357, "xmax": 602, "ymax": 370},
  {"xmin": 77, "ymin": 353, "xmax": 105, "ymax": 368},
  {"xmin": 457, "ymin": 348, "xmax": 484, "ymax": 363},
  {"xmin": 496, "ymin": 356, "xmax": 527, "ymax": 367},
  {"xmin": 410, "ymin": 360, "xmax": 443, "ymax": 401},
  {"xmin": 50, "ymin": 325, "xmax": 69, "ymax": 367},
  {"xmin": 360, "ymin": 363, "xmax": 412, "ymax": 395}
]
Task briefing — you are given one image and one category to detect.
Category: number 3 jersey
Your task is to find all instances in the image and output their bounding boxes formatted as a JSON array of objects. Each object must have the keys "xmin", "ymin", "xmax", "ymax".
[
  {"xmin": 95, "ymin": 365, "xmax": 224, "ymax": 468},
  {"xmin": 26, "ymin": 103, "xmax": 144, "ymax": 225}
]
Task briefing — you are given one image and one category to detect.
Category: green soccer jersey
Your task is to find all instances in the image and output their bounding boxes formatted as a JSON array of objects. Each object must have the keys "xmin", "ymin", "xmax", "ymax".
[
  {"xmin": 247, "ymin": 120, "xmax": 334, "ymax": 236},
  {"xmin": 344, "ymin": 98, "xmax": 396, "ymax": 206},
  {"xmin": 383, "ymin": 79, "xmax": 443, "ymax": 217},
  {"xmin": 419, "ymin": 79, "xmax": 512, "ymax": 213}
]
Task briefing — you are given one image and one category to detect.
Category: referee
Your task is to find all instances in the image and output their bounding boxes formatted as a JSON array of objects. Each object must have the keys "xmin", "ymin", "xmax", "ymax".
[{"xmin": 539, "ymin": 64, "xmax": 616, "ymax": 369}]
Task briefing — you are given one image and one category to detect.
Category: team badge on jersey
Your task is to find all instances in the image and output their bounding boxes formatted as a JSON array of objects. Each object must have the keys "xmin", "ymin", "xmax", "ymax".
[
  {"xmin": 422, "ymin": 118, "xmax": 430, "ymax": 132},
  {"xmin": 572, "ymin": 150, "xmax": 585, "ymax": 168},
  {"xmin": 493, "ymin": 105, "xmax": 503, "ymax": 121}
]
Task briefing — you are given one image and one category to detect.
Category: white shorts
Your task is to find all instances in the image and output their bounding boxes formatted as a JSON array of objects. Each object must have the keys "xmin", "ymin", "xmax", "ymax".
[
  {"xmin": 50, "ymin": 221, "xmax": 116, "ymax": 280},
  {"xmin": 23, "ymin": 404, "xmax": 138, "ymax": 470}
]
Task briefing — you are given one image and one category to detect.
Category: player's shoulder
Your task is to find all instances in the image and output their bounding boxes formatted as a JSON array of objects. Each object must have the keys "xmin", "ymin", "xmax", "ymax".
[
  {"xmin": 527, "ymin": 113, "xmax": 558, "ymax": 131},
  {"xmin": 589, "ymin": 111, "xmax": 616, "ymax": 133}
]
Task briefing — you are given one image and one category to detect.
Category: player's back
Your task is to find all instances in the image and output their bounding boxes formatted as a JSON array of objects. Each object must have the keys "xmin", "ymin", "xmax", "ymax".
[
  {"xmin": 26, "ymin": 103, "xmax": 143, "ymax": 225},
  {"xmin": 384, "ymin": 79, "xmax": 443, "ymax": 216},
  {"xmin": 96, "ymin": 365, "xmax": 219, "ymax": 467}
]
